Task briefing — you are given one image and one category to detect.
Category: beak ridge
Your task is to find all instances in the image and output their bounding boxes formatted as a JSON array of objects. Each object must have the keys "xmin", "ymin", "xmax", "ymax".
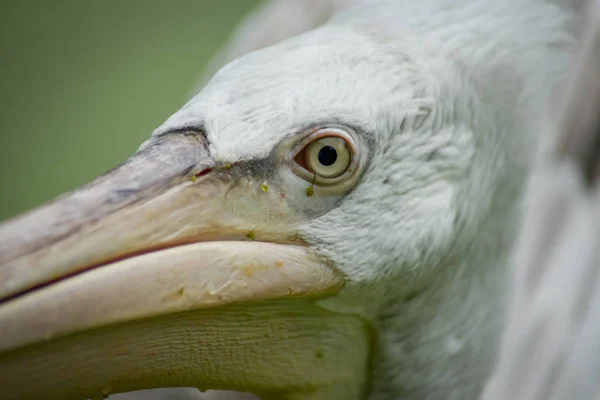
[{"xmin": 0, "ymin": 132, "xmax": 209, "ymax": 300}]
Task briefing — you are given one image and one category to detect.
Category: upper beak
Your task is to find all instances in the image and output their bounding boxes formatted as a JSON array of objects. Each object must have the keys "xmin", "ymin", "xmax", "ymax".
[{"xmin": 0, "ymin": 132, "xmax": 370, "ymax": 400}]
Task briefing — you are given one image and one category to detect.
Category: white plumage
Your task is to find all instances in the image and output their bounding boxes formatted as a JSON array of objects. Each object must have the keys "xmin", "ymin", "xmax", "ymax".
[
  {"xmin": 139, "ymin": 0, "xmax": 578, "ymax": 398},
  {"xmin": 1, "ymin": 1, "xmax": 592, "ymax": 399},
  {"xmin": 168, "ymin": 1, "xmax": 574, "ymax": 399}
]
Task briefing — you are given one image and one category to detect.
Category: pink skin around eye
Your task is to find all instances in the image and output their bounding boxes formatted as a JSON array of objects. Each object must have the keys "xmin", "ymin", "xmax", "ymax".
[{"xmin": 194, "ymin": 168, "xmax": 212, "ymax": 178}]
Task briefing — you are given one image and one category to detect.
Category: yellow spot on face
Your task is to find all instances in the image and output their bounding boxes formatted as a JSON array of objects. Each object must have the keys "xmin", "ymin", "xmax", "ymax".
[
  {"xmin": 191, "ymin": 175, "xmax": 197, "ymax": 183},
  {"xmin": 246, "ymin": 231, "xmax": 255, "ymax": 240},
  {"xmin": 260, "ymin": 182, "xmax": 268, "ymax": 192},
  {"xmin": 275, "ymin": 260, "xmax": 285, "ymax": 268},
  {"xmin": 306, "ymin": 186, "xmax": 314, "ymax": 197},
  {"xmin": 224, "ymin": 163, "xmax": 232, "ymax": 170}
]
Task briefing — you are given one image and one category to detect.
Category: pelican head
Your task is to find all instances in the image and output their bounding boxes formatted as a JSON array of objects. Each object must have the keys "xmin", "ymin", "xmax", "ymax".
[{"xmin": 0, "ymin": 1, "xmax": 573, "ymax": 399}]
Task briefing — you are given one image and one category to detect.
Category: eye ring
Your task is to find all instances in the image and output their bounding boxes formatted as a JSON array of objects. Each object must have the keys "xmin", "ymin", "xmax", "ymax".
[{"xmin": 290, "ymin": 128, "xmax": 360, "ymax": 186}]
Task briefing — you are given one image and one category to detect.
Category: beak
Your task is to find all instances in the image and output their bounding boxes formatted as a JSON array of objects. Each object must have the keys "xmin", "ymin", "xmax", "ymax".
[{"xmin": 0, "ymin": 132, "xmax": 370, "ymax": 400}]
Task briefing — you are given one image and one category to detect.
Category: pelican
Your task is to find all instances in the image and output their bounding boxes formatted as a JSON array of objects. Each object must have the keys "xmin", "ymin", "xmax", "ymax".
[{"xmin": 0, "ymin": 0, "xmax": 578, "ymax": 399}]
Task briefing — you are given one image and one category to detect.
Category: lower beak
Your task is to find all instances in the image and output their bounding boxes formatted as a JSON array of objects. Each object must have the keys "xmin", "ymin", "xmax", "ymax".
[{"xmin": 0, "ymin": 132, "xmax": 370, "ymax": 400}]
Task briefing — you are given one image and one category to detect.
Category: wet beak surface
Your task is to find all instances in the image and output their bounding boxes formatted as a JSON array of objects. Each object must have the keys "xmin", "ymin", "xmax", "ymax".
[{"xmin": 0, "ymin": 133, "xmax": 370, "ymax": 400}]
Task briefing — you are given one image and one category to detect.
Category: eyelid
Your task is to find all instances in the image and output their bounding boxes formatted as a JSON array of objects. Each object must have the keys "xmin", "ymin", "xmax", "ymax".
[{"xmin": 293, "ymin": 128, "xmax": 358, "ymax": 157}]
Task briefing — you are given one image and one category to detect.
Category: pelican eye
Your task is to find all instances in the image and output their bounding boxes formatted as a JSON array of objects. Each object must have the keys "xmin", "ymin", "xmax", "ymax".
[
  {"xmin": 291, "ymin": 128, "xmax": 359, "ymax": 186},
  {"xmin": 305, "ymin": 137, "xmax": 351, "ymax": 178}
]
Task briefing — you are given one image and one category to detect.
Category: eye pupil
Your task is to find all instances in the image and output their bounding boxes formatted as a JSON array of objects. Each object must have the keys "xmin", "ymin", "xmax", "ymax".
[{"xmin": 317, "ymin": 145, "xmax": 338, "ymax": 166}]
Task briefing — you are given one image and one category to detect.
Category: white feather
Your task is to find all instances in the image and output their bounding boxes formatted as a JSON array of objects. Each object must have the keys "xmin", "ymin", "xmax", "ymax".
[{"xmin": 141, "ymin": 0, "xmax": 579, "ymax": 399}]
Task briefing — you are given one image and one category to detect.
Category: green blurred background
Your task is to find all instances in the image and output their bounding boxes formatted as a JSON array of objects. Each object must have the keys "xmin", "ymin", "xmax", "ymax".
[{"xmin": 0, "ymin": 0, "xmax": 259, "ymax": 222}]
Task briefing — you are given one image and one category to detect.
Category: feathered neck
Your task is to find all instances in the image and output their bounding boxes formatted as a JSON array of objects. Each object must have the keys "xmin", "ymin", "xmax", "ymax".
[{"xmin": 322, "ymin": 1, "xmax": 576, "ymax": 398}]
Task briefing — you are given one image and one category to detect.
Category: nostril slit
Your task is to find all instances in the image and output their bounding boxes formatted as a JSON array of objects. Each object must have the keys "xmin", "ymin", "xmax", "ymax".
[{"xmin": 194, "ymin": 168, "xmax": 212, "ymax": 178}]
